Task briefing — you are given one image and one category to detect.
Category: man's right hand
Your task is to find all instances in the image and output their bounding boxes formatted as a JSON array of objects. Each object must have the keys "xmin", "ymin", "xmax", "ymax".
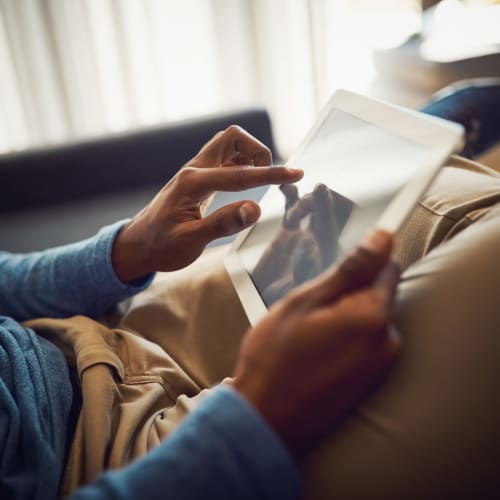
[
  {"xmin": 111, "ymin": 126, "xmax": 303, "ymax": 283},
  {"xmin": 232, "ymin": 229, "xmax": 401, "ymax": 458}
]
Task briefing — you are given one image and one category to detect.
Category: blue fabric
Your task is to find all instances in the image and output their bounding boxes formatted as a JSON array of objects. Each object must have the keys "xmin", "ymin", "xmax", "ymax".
[
  {"xmin": 0, "ymin": 221, "xmax": 153, "ymax": 499},
  {"xmin": 0, "ymin": 220, "xmax": 153, "ymax": 321},
  {"xmin": 70, "ymin": 386, "xmax": 301, "ymax": 500},
  {"xmin": 0, "ymin": 221, "xmax": 301, "ymax": 500},
  {"xmin": 421, "ymin": 83, "xmax": 500, "ymax": 158},
  {"xmin": 0, "ymin": 317, "xmax": 72, "ymax": 500}
]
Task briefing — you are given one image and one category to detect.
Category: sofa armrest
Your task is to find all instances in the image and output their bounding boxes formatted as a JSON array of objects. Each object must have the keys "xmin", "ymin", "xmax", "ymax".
[{"xmin": 0, "ymin": 108, "xmax": 277, "ymax": 252}]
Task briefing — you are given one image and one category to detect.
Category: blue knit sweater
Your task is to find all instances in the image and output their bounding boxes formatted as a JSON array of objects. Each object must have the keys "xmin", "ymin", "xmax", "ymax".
[{"xmin": 0, "ymin": 221, "xmax": 300, "ymax": 500}]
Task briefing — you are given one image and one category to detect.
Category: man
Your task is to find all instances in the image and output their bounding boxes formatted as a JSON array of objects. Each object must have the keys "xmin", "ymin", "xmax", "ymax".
[
  {"xmin": 0, "ymin": 125, "xmax": 399, "ymax": 499},
  {"xmin": 5, "ymin": 79, "xmax": 500, "ymax": 499}
]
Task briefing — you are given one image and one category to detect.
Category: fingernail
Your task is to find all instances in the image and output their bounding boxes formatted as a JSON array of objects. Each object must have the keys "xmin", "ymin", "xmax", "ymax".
[
  {"xmin": 239, "ymin": 203, "xmax": 259, "ymax": 225},
  {"xmin": 360, "ymin": 229, "xmax": 386, "ymax": 253}
]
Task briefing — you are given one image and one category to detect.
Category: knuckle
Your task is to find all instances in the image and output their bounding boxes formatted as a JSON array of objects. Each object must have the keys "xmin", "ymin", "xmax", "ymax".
[
  {"xmin": 210, "ymin": 211, "xmax": 225, "ymax": 232},
  {"xmin": 176, "ymin": 166, "xmax": 195, "ymax": 184},
  {"xmin": 258, "ymin": 146, "xmax": 272, "ymax": 158},
  {"xmin": 225, "ymin": 124, "xmax": 244, "ymax": 136},
  {"xmin": 254, "ymin": 149, "xmax": 272, "ymax": 166},
  {"xmin": 210, "ymin": 211, "xmax": 237, "ymax": 236},
  {"xmin": 337, "ymin": 246, "xmax": 381, "ymax": 283},
  {"xmin": 283, "ymin": 288, "xmax": 305, "ymax": 310},
  {"xmin": 337, "ymin": 247, "xmax": 367, "ymax": 280},
  {"xmin": 234, "ymin": 166, "xmax": 251, "ymax": 190}
]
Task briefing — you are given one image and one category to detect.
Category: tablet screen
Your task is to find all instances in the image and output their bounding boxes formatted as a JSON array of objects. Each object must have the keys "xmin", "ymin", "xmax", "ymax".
[{"xmin": 238, "ymin": 109, "xmax": 438, "ymax": 307}]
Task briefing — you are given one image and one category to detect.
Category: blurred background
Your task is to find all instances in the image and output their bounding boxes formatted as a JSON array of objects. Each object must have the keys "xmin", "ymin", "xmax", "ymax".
[
  {"xmin": 1, "ymin": 0, "xmax": 499, "ymax": 157},
  {"xmin": 2, "ymin": 0, "xmax": 500, "ymax": 252}
]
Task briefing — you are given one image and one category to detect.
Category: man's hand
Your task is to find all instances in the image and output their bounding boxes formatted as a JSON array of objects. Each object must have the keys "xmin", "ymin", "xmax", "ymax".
[
  {"xmin": 232, "ymin": 229, "xmax": 401, "ymax": 458},
  {"xmin": 112, "ymin": 126, "xmax": 303, "ymax": 283}
]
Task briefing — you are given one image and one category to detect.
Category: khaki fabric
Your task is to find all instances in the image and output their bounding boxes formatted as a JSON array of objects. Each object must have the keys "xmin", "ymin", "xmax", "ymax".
[
  {"xmin": 301, "ymin": 156, "xmax": 500, "ymax": 499},
  {"xmin": 25, "ymin": 249, "xmax": 249, "ymax": 495},
  {"xmin": 25, "ymin": 155, "xmax": 500, "ymax": 498},
  {"xmin": 395, "ymin": 155, "xmax": 500, "ymax": 270},
  {"xmin": 301, "ymin": 169, "xmax": 500, "ymax": 499}
]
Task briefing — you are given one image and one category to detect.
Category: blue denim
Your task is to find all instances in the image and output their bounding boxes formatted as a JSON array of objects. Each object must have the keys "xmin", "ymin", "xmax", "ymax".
[{"xmin": 421, "ymin": 80, "xmax": 500, "ymax": 158}]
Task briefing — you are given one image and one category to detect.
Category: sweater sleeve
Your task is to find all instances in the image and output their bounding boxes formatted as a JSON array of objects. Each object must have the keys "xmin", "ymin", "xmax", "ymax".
[
  {"xmin": 0, "ymin": 221, "xmax": 154, "ymax": 321},
  {"xmin": 70, "ymin": 386, "xmax": 301, "ymax": 500}
]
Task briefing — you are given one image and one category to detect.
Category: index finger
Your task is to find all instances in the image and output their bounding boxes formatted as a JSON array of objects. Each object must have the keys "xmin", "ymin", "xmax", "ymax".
[{"xmin": 180, "ymin": 165, "xmax": 304, "ymax": 198}]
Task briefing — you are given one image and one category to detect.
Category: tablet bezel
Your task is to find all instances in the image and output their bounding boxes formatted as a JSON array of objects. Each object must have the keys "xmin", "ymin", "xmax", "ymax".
[{"xmin": 225, "ymin": 89, "xmax": 464, "ymax": 325}]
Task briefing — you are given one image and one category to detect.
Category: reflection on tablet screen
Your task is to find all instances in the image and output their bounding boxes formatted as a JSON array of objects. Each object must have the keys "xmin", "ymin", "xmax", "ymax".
[
  {"xmin": 238, "ymin": 109, "xmax": 435, "ymax": 307},
  {"xmin": 250, "ymin": 183, "xmax": 355, "ymax": 306}
]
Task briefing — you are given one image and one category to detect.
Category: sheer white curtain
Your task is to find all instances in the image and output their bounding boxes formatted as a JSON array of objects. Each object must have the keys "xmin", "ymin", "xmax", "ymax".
[
  {"xmin": 0, "ymin": 0, "xmax": 420, "ymax": 156},
  {"xmin": 0, "ymin": 0, "xmax": 328, "ymax": 156}
]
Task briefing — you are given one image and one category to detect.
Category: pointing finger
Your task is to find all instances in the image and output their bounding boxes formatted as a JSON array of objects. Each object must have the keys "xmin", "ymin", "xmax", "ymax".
[{"xmin": 177, "ymin": 165, "xmax": 303, "ymax": 199}]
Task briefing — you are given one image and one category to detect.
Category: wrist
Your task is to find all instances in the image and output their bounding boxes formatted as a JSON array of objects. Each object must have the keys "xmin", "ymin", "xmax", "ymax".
[
  {"xmin": 231, "ymin": 376, "xmax": 303, "ymax": 460},
  {"xmin": 112, "ymin": 220, "xmax": 152, "ymax": 284}
]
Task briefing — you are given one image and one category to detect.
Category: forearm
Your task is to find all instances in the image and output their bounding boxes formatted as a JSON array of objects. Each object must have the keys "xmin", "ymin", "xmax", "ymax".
[
  {"xmin": 0, "ymin": 221, "xmax": 153, "ymax": 321},
  {"xmin": 69, "ymin": 386, "xmax": 301, "ymax": 500}
]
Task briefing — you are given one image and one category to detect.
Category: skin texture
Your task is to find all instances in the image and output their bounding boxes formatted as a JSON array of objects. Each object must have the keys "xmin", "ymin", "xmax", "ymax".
[
  {"xmin": 233, "ymin": 229, "xmax": 401, "ymax": 458},
  {"xmin": 112, "ymin": 125, "xmax": 303, "ymax": 283}
]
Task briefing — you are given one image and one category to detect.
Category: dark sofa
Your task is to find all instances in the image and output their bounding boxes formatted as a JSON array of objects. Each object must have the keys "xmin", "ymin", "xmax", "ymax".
[{"xmin": 0, "ymin": 108, "xmax": 278, "ymax": 252}]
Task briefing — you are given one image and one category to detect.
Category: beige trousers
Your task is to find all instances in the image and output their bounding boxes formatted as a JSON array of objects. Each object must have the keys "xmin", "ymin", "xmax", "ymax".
[{"xmin": 26, "ymin": 156, "xmax": 500, "ymax": 499}]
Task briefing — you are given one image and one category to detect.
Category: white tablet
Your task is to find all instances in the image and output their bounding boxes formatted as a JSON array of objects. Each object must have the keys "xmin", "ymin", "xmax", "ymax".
[{"xmin": 225, "ymin": 89, "xmax": 464, "ymax": 325}]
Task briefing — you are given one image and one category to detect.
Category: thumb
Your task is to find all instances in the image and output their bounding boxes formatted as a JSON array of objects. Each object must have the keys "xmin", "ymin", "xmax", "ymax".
[
  {"xmin": 198, "ymin": 201, "xmax": 261, "ymax": 243},
  {"xmin": 296, "ymin": 229, "xmax": 395, "ymax": 309}
]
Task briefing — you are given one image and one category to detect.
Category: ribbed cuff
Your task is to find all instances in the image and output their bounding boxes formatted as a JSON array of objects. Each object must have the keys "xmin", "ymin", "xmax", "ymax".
[{"xmin": 88, "ymin": 220, "xmax": 155, "ymax": 306}]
